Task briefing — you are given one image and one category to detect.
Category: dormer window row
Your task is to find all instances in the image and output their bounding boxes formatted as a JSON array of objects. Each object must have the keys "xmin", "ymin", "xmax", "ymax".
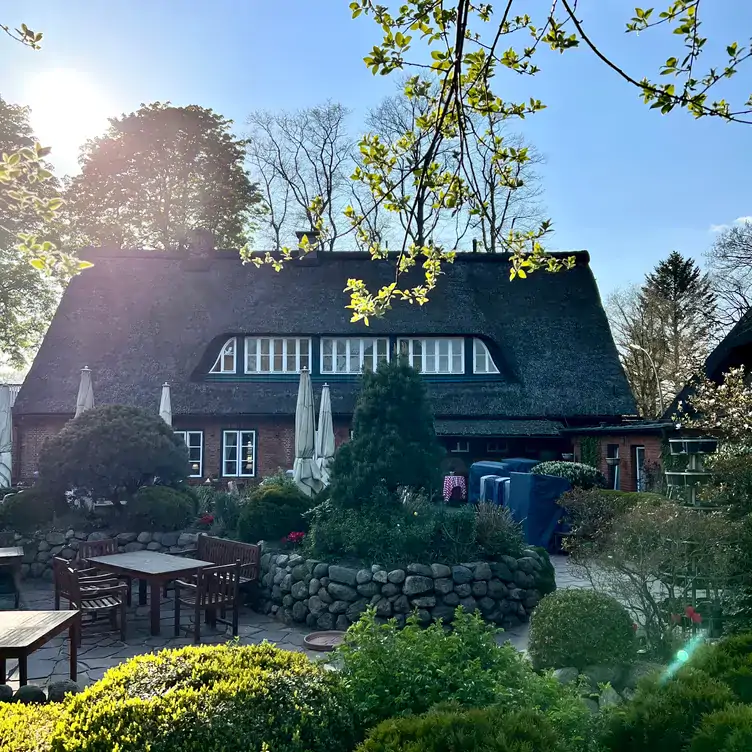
[{"xmin": 209, "ymin": 336, "xmax": 501, "ymax": 376}]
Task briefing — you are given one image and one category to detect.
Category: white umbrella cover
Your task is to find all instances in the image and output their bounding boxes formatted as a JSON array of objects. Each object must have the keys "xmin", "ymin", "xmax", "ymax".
[
  {"xmin": 75, "ymin": 366, "xmax": 94, "ymax": 418},
  {"xmin": 293, "ymin": 368, "xmax": 322, "ymax": 497},
  {"xmin": 159, "ymin": 382, "xmax": 172, "ymax": 426},
  {"xmin": 0, "ymin": 385, "xmax": 12, "ymax": 488},
  {"xmin": 315, "ymin": 383, "xmax": 335, "ymax": 487}
]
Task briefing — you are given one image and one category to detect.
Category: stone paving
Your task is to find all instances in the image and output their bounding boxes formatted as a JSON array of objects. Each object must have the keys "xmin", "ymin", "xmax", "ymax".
[{"xmin": 0, "ymin": 555, "xmax": 590, "ymax": 690}]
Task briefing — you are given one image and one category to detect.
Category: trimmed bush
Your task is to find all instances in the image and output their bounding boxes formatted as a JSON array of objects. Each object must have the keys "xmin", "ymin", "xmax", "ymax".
[
  {"xmin": 358, "ymin": 707, "xmax": 559, "ymax": 752},
  {"xmin": 38, "ymin": 405, "xmax": 189, "ymax": 500},
  {"xmin": 685, "ymin": 633, "xmax": 752, "ymax": 703},
  {"xmin": 531, "ymin": 461, "xmax": 606, "ymax": 490},
  {"xmin": 603, "ymin": 671, "xmax": 735, "ymax": 752},
  {"xmin": 0, "ymin": 702, "xmax": 62, "ymax": 752},
  {"xmin": 51, "ymin": 643, "xmax": 354, "ymax": 752},
  {"xmin": 690, "ymin": 704, "xmax": 752, "ymax": 752},
  {"xmin": 126, "ymin": 486, "xmax": 196, "ymax": 531},
  {"xmin": 0, "ymin": 487, "xmax": 56, "ymax": 533},
  {"xmin": 474, "ymin": 503, "xmax": 524, "ymax": 560},
  {"xmin": 337, "ymin": 608, "xmax": 538, "ymax": 731},
  {"xmin": 528, "ymin": 589, "xmax": 636, "ymax": 670},
  {"xmin": 236, "ymin": 476, "xmax": 310, "ymax": 543}
]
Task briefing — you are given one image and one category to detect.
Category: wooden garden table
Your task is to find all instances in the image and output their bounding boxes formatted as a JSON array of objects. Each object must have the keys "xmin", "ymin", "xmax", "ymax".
[
  {"xmin": 0, "ymin": 610, "xmax": 80, "ymax": 686},
  {"xmin": 87, "ymin": 551, "xmax": 214, "ymax": 636},
  {"xmin": 0, "ymin": 547, "xmax": 24, "ymax": 608}
]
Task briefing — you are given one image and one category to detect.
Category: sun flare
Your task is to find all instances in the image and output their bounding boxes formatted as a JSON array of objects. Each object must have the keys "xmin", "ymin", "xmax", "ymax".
[{"xmin": 25, "ymin": 69, "xmax": 112, "ymax": 170}]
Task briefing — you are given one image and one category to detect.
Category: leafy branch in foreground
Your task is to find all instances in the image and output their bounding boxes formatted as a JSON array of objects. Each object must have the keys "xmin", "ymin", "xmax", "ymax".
[
  {"xmin": 247, "ymin": 1, "xmax": 750, "ymax": 323},
  {"xmin": 0, "ymin": 22, "xmax": 43, "ymax": 49}
]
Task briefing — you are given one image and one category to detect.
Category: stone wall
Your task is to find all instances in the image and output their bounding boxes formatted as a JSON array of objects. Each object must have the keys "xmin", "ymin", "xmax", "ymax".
[
  {"xmin": 14, "ymin": 528, "xmax": 200, "ymax": 580},
  {"xmin": 259, "ymin": 549, "xmax": 548, "ymax": 630}
]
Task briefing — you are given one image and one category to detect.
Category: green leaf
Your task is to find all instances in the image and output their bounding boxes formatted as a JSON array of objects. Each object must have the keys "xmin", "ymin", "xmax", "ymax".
[{"xmin": 29, "ymin": 258, "xmax": 46, "ymax": 271}]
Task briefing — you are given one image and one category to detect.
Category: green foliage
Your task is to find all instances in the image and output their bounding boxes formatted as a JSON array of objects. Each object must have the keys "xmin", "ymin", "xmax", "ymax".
[
  {"xmin": 0, "ymin": 701, "xmax": 62, "ymax": 752},
  {"xmin": 474, "ymin": 502, "xmax": 525, "ymax": 560},
  {"xmin": 327, "ymin": 360, "xmax": 443, "ymax": 509},
  {"xmin": 532, "ymin": 546, "xmax": 557, "ymax": 596},
  {"xmin": 579, "ymin": 437, "xmax": 601, "ymax": 469},
  {"xmin": 50, "ymin": 643, "xmax": 354, "ymax": 752},
  {"xmin": 337, "ymin": 607, "xmax": 541, "ymax": 731},
  {"xmin": 531, "ymin": 461, "xmax": 606, "ymax": 489},
  {"xmin": 126, "ymin": 486, "xmax": 196, "ymax": 531},
  {"xmin": 358, "ymin": 707, "xmax": 559, "ymax": 752},
  {"xmin": 528, "ymin": 589, "xmax": 636, "ymax": 670},
  {"xmin": 702, "ymin": 445, "xmax": 752, "ymax": 519},
  {"xmin": 690, "ymin": 704, "xmax": 752, "ymax": 752},
  {"xmin": 38, "ymin": 405, "xmax": 189, "ymax": 500},
  {"xmin": 604, "ymin": 671, "xmax": 735, "ymax": 752},
  {"xmin": 685, "ymin": 633, "xmax": 752, "ymax": 703},
  {"xmin": 63, "ymin": 102, "xmax": 263, "ymax": 250},
  {"xmin": 213, "ymin": 491, "xmax": 242, "ymax": 532},
  {"xmin": 236, "ymin": 475, "xmax": 310, "ymax": 543},
  {"xmin": 0, "ymin": 487, "xmax": 56, "ymax": 533}
]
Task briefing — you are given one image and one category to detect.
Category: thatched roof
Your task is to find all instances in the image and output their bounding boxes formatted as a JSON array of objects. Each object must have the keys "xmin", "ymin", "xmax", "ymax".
[{"xmin": 14, "ymin": 248, "xmax": 635, "ymax": 422}]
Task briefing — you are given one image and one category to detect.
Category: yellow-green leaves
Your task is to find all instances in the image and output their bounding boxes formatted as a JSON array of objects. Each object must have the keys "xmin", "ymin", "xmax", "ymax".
[{"xmin": 0, "ymin": 21, "xmax": 43, "ymax": 49}]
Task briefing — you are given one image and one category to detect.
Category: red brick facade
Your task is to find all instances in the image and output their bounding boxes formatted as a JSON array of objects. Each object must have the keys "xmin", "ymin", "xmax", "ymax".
[
  {"xmin": 12, "ymin": 414, "xmax": 351, "ymax": 485},
  {"xmin": 572, "ymin": 433, "xmax": 664, "ymax": 492}
]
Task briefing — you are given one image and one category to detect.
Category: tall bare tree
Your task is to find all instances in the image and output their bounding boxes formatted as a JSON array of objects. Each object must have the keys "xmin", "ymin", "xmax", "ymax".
[
  {"xmin": 246, "ymin": 102, "xmax": 353, "ymax": 251},
  {"xmin": 707, "ymin": 220, "xmax": 752, "ymax": 331}
]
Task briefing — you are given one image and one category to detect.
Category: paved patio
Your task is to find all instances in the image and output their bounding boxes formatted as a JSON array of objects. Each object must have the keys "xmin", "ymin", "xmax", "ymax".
[{"xmin": 0, "ymin": 555, "xmax": 589, "ymax": 690}]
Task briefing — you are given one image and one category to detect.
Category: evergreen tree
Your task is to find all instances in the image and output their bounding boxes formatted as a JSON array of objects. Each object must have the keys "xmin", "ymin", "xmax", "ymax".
[
  {"xmin": 327, "ymin": 358, "xmax": 443, "ymax": 511},
  {"xmin": 642, "ymin": 251, "xmax": 717, "ymax": 400}
]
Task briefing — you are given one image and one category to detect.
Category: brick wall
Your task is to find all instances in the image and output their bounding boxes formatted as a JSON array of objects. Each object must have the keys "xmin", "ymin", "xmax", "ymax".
[
  {"xmin": 572, "ymin": 433, "xmax": 664, "ymax": 492},
  {"xmin": 13, "ymin": 414, "xmax": 351, "ymax": 484}
]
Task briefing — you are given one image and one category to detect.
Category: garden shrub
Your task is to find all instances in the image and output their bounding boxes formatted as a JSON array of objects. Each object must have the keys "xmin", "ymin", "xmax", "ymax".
[
  {"xmin": 358, "ymin": 707, "xmax": 559, "ymax": 752},
  {"xmin": 38, "ymin": 405, "xmax": 189, "ymax": 500},
  {"xmin": 473, "ymin": 503, "xmax": 524, "ymax": 560},
  {"xmin": 51, "ymin": 642, "xmax": 354, "ymax": 752},
  {"xmin": 0, "ymin": 702, "xmax": 62, "ymax": 752},
  {"xmin": 531, "ymin": 461, "xmax": 606, "ymax": 490},
  {"xmin": 236, "ymin": 475, "xmax": 310, "ymax": 543},
  {"xmin": 532, "ymin": 546, "xmax": 556, "ymax": 596},
  {"xmin": 690, "ymin": 704, "xmax": 752, "ymax": 752},
  {"xmin": 685, "ymin": 633, "xmax": 752, "ymax": 703},
  {"xmin": 0, "ymin": 487, "xmax": 56, "ymax": 533},
  {"xmin": 528, "ymin": 589, "xmax": 636, "ymax": 670},
  {"xmin": 337, "ymin": 607, "xmax": 544, "ymax": 731},
  {"xmin": 126, "ymin": 486, "xmax": 196, "ymax": 531},
  {"xmin": 603, "ymin": 671, "xmax": 735, "ymax": 752}
]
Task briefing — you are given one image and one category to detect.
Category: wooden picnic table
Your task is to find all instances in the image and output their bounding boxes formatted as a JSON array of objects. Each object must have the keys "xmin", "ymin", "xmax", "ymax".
[
  {"xmin": 87, "ymin": 551, "xmax": 214, "ymax": 636},
  {"xmin": 0, "ymin": 610, "xmax": 80, "ymax": 686},
  {"xmin": 0, "ymin": 547, "xmax": 24, "ymax": 609}
]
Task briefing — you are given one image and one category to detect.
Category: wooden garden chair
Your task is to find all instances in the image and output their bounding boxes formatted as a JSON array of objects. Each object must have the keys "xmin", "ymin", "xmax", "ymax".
[
  {"xmin": 52, "ymin": 556, "xmax": 117, "ymax": 610},
  {"xmin": 174, "ymin": 561, "xmax": 240, "ymax": 644},
  {"xmin": 78, "ymin": 538, "xmax": 133, "ymax": 605},
  {"xmin": 55, "ymin": 562, "xmax": 127, "ymax": 645}
]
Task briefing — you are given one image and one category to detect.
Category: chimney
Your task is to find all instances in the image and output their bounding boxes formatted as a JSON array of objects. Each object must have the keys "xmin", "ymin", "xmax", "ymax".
[
  {"xmin": 188, "ymin": 228, "xmax": 215, "ymax": 257},
  {"xmin": 295, "ymin": 229, "xmax": 321, "ymax": 264}
]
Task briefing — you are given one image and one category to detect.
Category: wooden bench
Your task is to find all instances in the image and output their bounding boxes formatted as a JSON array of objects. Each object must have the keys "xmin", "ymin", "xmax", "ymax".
[{"xmin": 183, "ymin": 535, "xmax": 260, "ymax": 586}]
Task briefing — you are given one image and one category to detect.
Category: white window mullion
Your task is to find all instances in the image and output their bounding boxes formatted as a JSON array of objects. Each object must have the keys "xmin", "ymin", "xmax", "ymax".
[{"xmin": 296, "ymin": 340, "xmax": 301, "ymax": 372}]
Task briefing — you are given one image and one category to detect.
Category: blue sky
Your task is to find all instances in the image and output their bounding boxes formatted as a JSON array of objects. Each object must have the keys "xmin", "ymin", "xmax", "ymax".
[{"xmin": 1, "ymin": 0, "xmax": 749, "ymax": 300}]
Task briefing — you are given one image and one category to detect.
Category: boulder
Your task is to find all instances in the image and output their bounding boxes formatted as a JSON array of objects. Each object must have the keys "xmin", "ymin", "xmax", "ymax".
[
  {"xmin": 288, "ymin": 554, "xmax": 304, "ymax": 567},
  {"xmin": 291, "ymin": 564, "xmax": 309, "ymax": 582},
  {"xmin": 416, "ymin": 609, "xmax": 432, "ymax": 624},
  {"xmin": 473, "ymin": 563, "xmax": 493, "ymax": 581},
  {"xmin": 624, "ymin": 662, "xmax": 664, "ymax": 690},
  {"xmin": 87, "ymin": 532, "xmax": 110, "ymax": 542},
  {"xmin": 500, "ymin": 555, "xmax": 518, "ymax": 571},
  {"xmin": 320, "ymin": 577, "xmax": 330, "ymax": 587},
  {"xmin": 292, "ymin": 601, "xmax": 308, "ymax": 622},
  {"xmin": 161, "ymin": 532, "xmax": 180, "ymax": 547},
  {"xmin": 273, "ymin": 570, "xmax": 285, "ymax": 585},
  {"xmin": 514, "ymin": 570, "xmax": 536, "ymax": 589},
  {"xmin": 454, "ymin": 583, "xmax": 472, "ymax": 598},
  {"xmin": 146, "ymin": 541, "xmax": 162, "ymax": 551},
  {"xmin": 308, "ymin": 578, "xmax": 321, "ymax": 596},
  {"xmin": 372, "ymin": 570, "xmax": 388, "ymax": 584},
  {"xmin": 553, "ymin": 667, "xmax": 579, "ymax": 686},
  {"xmin": 403, "ymin": 576, "xmax": 433, "ymax": 596},
  {"xmin": 517, "ymin": 556, "xmax": 539, "ymax": 574},
  {"xmin": 375, "ymin": 599, "xmax": 392, "ymax": 618},
  {"xmin": 291, "ymin": 581, "xmax": 308, "ymax": 600},
  {"xmin": 442, "ymin": 592, "xmax": 460, "ymax": 606},
  {"xmin": 318, "ymin": 588, "xmax": 333, "ymax": 604},
  {"xmin": 177, "ymin": 532, "xmax": 198, "ymax": 547},
  {"xmin": 328, "ymin": 582, "xmax": 358, "ymax": 602},
  {"xmin": 276, "ymin": 554, "xmax": 289, "ymax": 567},
  {"xmin": 583, "ymin": 698, "xmax": 599, "ymax": 715},
  {"xmin": 313, "ymin": 562, "xmax": 330, "ymax": 578},
  {"xmin": 431, "ymin": 563, "xmax": 452, "ymax": 579},
  {"xmin": 357, "ymin": 581, "xmax": 380, "ymax": 598},
  {"xmin": 329, "ymin": 600, "xmax": 349, "ymax": 614},
  {"xmin": 432, "ymin": 604, "xmax": 456, "ymax": 622},
  {"xmin": 65, "ymin": 529, "xmax": 75, "ymax": 540},
  {"xmin": 387, "ymin": 569, "xmax": 406, "ymax": 584},
  {"xmin": 306, "ymin": 612, "xmax": 318, "ymax": 628},
  {"xmin": 478, "ymin": 597, "xmax": 496, "ymax": 614},
  {"xmin": 487, "ymin": 579, "xmax": 508, "ymax": 599},
  {"xmin": 50, "ymin": 546, "xmax": 63, "ymax": 556},
  {"xmin": 151, "ymin": 532, "xmax": 164, "ymax": 543},
  {"xmin": 371, "ymin": 564, "xmax": 385, "ymax": 573},
  {"xmin": 280, "ymin": 574, "xmax": 293, "ymax": 593},
  {"xmin": 335, "ymin": 615, "xmax": 350, "ymax": 631},
  {"xmin": 308, "ymin": 595, "xmax": 326, "ymax": 615},
  {"xmin": 14, "ymin": 685, "xmax": 45, "ymax": 704},
  {"xmin": 316, "ymin": 612, "xmax": 335, "ymax": 630},
  {"xmin": 407, "ymin": 563, "xmax": 433, "ymax": 577},
  {"xmin": 356, "ymin": 569, "xmax": 373, "ymax": 585},
  {"xmin": 523, "ymin": 591, "xmax": 540, "ymax": 610},
  {"xmin": 599, "ymin": 685, "xmax": 623, "ymax": 709},
  {"xmin": 123, "ymin": 541, "xmax": 144, "ymax": 554},
  {"xmin": 45, "ymin": 532, "xmax": 66, "ymax": 546},
  {"xmin": 411, "ymin": 596, "xmax": 436, "ymax": 608},
  {"xmin": 381, "ymin": 583, "xmax": 400, "ymax": 597},
  {"xmin": 582, "ymin": 664, "xmax": 624, "ymax": 688},
  {"xmin": 458, "ymin": 596, "xmax": 478, "ymax": 612},
  {"xmin": 59, "ymin": 548, "xmax": 75, "ymax": 560},
  {"xmin": 489, "ymin": 562, "xmax": 513, "ymax": 581},
  {"xmin": 0, "ymin": 685, "xmax": 12, "ymax": 702},
  {"xmin": 392, "ymin": 595, "xmax": 411, "ymax": 614},
  {"xmin": 282, "ymin": 594, "xmax": 294, "ymax": 608},
  {"xmin": 452, "ymin": 565, "xmax": 473, "ymax": 584},
  {"xmin": 471, "ymin": 581, "xmax": 487, "ymax": 597},
  {"xmin": 346, "ymin": 598, "xmax": 369, "ymax": 622},
  {"xmin": 329, "ymin": 565, "xmax": 358, "ymax": 587},
  {"xmin": 434, "ymin": 578, "xmax": 453, "ymax": 595},
  {"xmin": 137, "ymin": 532, "xmax": 152, "ymax": 544},
  {"xmin": 37, "ymin": 541, "xmax": 50, "ymax": 552},
  {"xmin": 508, "ymin": 588, "xmax": 524, "ymax": 600}
]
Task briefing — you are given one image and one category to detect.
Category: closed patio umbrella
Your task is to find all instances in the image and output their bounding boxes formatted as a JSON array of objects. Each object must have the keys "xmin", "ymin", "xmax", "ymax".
[
  {"xmin": 159, "ymin": 382, "xmax": 172, "ymax": 426},
  {"xmin": 75, "ymin": 366, "xmax": 94, "ymax": 418},
  {"xmin": 0, "ymin": 385, "xmax": 11, "ymax": 488},
  {"xmin": 293, "ymin": 368, "xmax": 322, "ymax": 497},
  {"xmin": 315, "ymin": 383, "xmax": 335, "ymax": 487}
]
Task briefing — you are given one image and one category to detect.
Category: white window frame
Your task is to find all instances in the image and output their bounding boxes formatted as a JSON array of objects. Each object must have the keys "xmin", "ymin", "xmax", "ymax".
[
  {"xmin": 397, "ymin": 338, "xmax": 465, "ymax": 374},
  {"xmin": 320, "ymin": 337, "xmax": 390, "ymax": 374},
  {"xmin": 244, "ymin": 337, "xmax": 311, "ymax": 374},
  {"xmin": 222, "ymin": 430, "xmax": 257, "ymax": 477},
  {"xmin": 210, "ymin": 337, "xmax": 237, "ymax": 374},
  {"xmin": 449, "ymin": 439, "xmax": 470, "ymax": 453},
  {"xmin": 473, "ymin": 338, "xmax": 500, "ymax": 374},
  {"xmin": 174, "ymin": 431, "xmax": 204, "ymax": 477},
  {"xmin": 635, "ymin": 445, "xmax": 646, "ymax": 492}
]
